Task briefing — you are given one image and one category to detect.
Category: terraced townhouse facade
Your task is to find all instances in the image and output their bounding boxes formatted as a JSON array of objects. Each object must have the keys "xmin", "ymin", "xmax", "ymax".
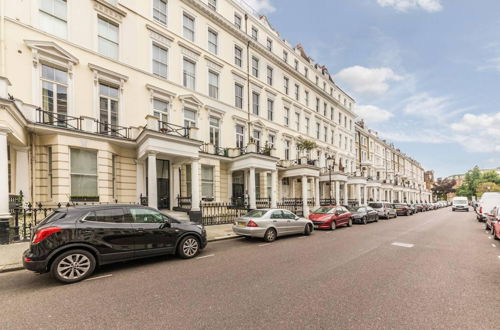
[{"xmin": 0, "ymin": 0, "xmax": 432, "ymax": 224}]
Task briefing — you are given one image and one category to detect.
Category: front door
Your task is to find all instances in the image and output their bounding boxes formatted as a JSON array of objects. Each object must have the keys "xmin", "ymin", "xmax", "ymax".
[
  {"xmin": 232, "ymin": 171, "xmax": 245, "ymax": 207},
  {"xmin": 157, "ymin": 159, "xmax": 170, "ymax": 209}
]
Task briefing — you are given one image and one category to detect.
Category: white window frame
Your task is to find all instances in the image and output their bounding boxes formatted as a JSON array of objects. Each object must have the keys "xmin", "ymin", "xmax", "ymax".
[
  {"xmin": 183, "ymin": 58, "xmax": 196, "ymax": 90},
  {"xmin": 182, "ymin": 12, "xmax": 195, "ymax": 41},
  {"xmin": 153, "ymin": 0, "xmax": 168, "ymax": 26},
  {"xmin": 152, "ymin": 43, "xmax": 168, "ymax": 79},
  {"xmin": 208, "ymin": 28, "xmax": 218, "ymax": 54},
  {"xmin": 39, "ymin": 0, "xmax": 68, "ymax": 39},
  {"xmin": 208, "ymin": 70, "xmax": 219, "ymax": 99},
  {"xmin": 97, "ymin": 16, "xmax": 119, "ymax": 60}
]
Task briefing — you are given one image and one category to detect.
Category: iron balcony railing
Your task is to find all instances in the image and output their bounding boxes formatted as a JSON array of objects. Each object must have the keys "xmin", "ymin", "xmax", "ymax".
[
  {"xmin": 158, "ymin": 121, "xmax": 190, "ymax": 138},
  {"xmin": 96, "ymin": 121, "xmax": 129, "ymax": 139},
  {"xmin": 36, "ymin": 108, "xmax": 81, "ymax": 130}
]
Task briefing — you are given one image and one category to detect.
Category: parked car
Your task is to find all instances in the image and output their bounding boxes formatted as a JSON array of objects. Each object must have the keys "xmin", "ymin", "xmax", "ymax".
[
  {"xmin": 368, "ymin": 202, "xmax": 397, "ymax": 219},
  {"xmin": 476, "ymin": 193, "xmax": 500, "ymax": 222},
  {"xmin": 308, "ymin": 206, "xmax": 352, "ymax": 230},
  {"xmin": 452, "ymin": 197, "xmax": 469, "ymax": 212},
  {"xmin": 232, "ymin": 209, "xmax": 313, "ymax": 242},
  {"xmin": 394, "ymin": 203, "xmax": 413, "ymax": 216},
  {"xmin": 413, "ymin": 204, "xmax": 424, "ymax": 213},
  {"xmin": 485, "ymin": 206, "xmax": 499, "ymax": 233},
  {"xmin": 347, "ymin": 206, "xmax": 379, "ymax": 224},
  {"xmin": 23, "ymin": 205, "xmax": 207, "ymax": 283}
]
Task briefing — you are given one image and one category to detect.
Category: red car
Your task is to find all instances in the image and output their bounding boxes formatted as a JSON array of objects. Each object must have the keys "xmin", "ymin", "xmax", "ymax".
[
  {"xmin": 485, "ymin": 206, "xmax": 500, "ymax": 240},
  {"xmin": 308, "ymin": 206, "xmax": 352, "ymax": 230}
]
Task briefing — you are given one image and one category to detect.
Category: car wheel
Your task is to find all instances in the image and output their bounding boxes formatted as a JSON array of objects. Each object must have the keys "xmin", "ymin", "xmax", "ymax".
[
  {"xmin": 363, "ymin": 217, "xmax": 367, "ymax": 225},
  {"xmin": 178, "ymin": 235, "xmax": 200, "ymax": 259},
  {"xmin": 50, "ymin": 249, "xmax": 96, "ymax": 284},
  {"xmin": 375, "ymin": 216, "xmax": 379, "ymax": 222},
  {"xmin": 330, "ymin": 221, "xmax": 336, "ymax": 231},
  {"xmin": 304, "ymin": 224, "xmax": 312, "ymax": 236},
  {"xmin": 347, "ymin": 218, "xmax": 353, "ymax": 227},
  {"xmin": 264, "ymin": 228, "xmax": 277, "ymax": 242}
]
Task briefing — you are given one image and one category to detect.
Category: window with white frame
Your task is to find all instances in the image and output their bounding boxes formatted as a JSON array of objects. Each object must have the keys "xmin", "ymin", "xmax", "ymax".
[
  {"xmin": 267, "ymin": 99, "xmax": 274, "ymax": 121},
  {"xmin": 315, "ymin": 97, "xmax": 320, "ymax": 112},
  {"xmin": 234, "ymin": 45, "xmax": 242, "ymax": 67},
  {"xmin": 208, "ymin": 71, "xmax": 219, "ymax": 99},
  {"xmin": 305, "ymin": 117, "xmax": 309, "ymax": 134},
  {"xmin": 283, "ymin": 77, "xmax": 289, "ymax": 94},
  {"xmin": 153, "ymin": 98, "xmax": 169, "ymax": 127},
  {"xmin": 283, "ymin": 50, "xmax": 288, "ymax": 63},
  {"xmin": 184, "ymin": 109, "xmax": 196, "ymax": 128},
  {"xmin": 208, "ymin": 0, "xmax": 217, "ymax": 10},
  {"xmin": 70, "ymin": 148, "xmax": 98, "ymax": 197},
  {"xmin": 295, "ymin": 112, "xmax": 300, "ymax": 131},
  {"xmin": 99, "ymin": 83, "xmax": 119, "ymax": 135},
  {"xmin": 266, "ymin": 38, "xmax": 273, "ymax": 51},
  {"xmin": 153, "ymin": 0, "xmax": 167, "ymax": 25},
  {"xmin": 201, "ymin": 165, "xmax": 214, "ymax": 199},
  {"xmin": 305, "ymin": 90, "xmax": 309, "ymax": 106},
  {"xmin": 316, "ymin": 122, "xmax": 320, "ymax": 139},
  {"xmin": 251, "ymin": 57, "xmax": 259, "ymax": 77},
  {"xmin": 152, "ymin": 44, "xmax": 168, "ymax": 78},
  {"xmin": 294, "ymin": 84, "xmax": 299, "ymax": 101},
  {"xmin": 252, "ymin": 92, "xmax": 259, "ymax": 115},
  {"xmin": 39, "ymin": 0, "xmax": 67, "ymax": 38},
  {"xmin": 331, "ymin": 129, "xmax": 334, "ymax": 144},
  {"xmin": 208, "ymin": 29, "xmax": 218, "ymax": 54},
  {"xmin": 251, "ymin": 26, "xmax": 258, "ymax": 40},
  {"xmin": 234, "ymin": 13, "xmax": 242, "ymax": 29},
  {"xmin": 182, "ymin": 13, "xmax": 195, "ymax": 41},
  {"xmin": 330, "ymin": 107, "xmax": 334, "ymax": 120},
  {"xmin": 98, "ymin": 17, "xmax": 119, "ymax": 60},
  {"xmin": 183, "ymin": 58, "xmax": 196, "ymax": 90},
  {"xmin": 41, "ymin": 64, "xmax": 68, "ymax": 125},
  {"xmin": 294, "ymin": 59, "xmax": 299, "ymax": 70},
  {"xmin": 266, "ymin": 66, "xmax": 273, "ymax": 85},
  {"xmin": 209, "ymin": 117, "xmax": 220, "ymax": 147},
  {"xmin": 284, "ymin": 107, "xmax": 289, "ymax": 126},
  {"xmin": 284, "ymin": 140, "xmax": 290, "ymax": 160},
  {"xmin": 323, "ymin": 102, "xmax": 327, "ymax": 116},
  {"xmin": 324, "ymin": 126, "xmax": 328, "ymax": 142},
  {"xmin": 253, "ymin": 130, "xmax": 261, "ymax": 149},
  {"xmin": 304, "ymin": 67, "xmax": 308, "ymax": 78},
  {"xmin": 235, "ymin": 83, "xmax": 243, "ymax": 109},
  {"xmin": 236, "ymin": 125, "xmax": 244, "ymax": 149},
  {"xmin": 268, "ymin": 134, "xmax": 275, "ymax": 149}
]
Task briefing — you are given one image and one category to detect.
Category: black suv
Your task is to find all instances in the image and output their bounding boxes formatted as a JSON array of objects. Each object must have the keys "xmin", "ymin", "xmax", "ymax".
[{"xmin": 23, "ymin": 205, "xmax": 207, "ymax": 283}]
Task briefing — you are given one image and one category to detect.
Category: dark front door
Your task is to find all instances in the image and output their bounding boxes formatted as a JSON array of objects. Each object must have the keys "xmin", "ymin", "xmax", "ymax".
[
  {"xmin": 232, "ymin": 171, "xmax": 245, "ymax": 206},
  {"xmin": 157, "ymin": 159, "xmax": 170, "ymax": 209}
]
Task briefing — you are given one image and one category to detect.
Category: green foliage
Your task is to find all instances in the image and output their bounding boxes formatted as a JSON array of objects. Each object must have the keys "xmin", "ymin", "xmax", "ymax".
[
  {"xmin": 432, "ymin": 177, "xmax": 456, "ymax": 199},
  {"xmin": 455, "ymin": 166, "xmax": 500, "ymax": 198},
  {"xmin": 296, "ymin": 138, "xmax": 317, "ymax": 151}
]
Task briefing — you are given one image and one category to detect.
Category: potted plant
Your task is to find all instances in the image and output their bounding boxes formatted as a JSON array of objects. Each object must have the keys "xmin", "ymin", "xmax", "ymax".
[{"xmin": 296, "ymin": 138, "xmax": 317, "ymax": 164}]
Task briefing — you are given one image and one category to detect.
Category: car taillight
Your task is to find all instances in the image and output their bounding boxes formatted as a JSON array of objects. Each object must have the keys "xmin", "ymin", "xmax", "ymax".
[
  {"xmin": 479, "ymin": 207, "xmax": 483, "ymax": 214},
  {"xmin": 247, "ymin": 220, "xmax": 258, "ymax": 227},
  {"xmin": 32, "ymin": 227, "xmax": 61, "ymax": 244}
]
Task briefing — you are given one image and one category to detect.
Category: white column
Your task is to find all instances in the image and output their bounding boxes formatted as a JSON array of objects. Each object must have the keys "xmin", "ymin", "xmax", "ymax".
[
  {"xmin": 0, "ymin": 127, "xmax": 11, "ymax": 220},
  {"xmin": 344, "ymin": 183, "xmax": 348, "ymax": 205},
  {"xmin": 291, "ymin": 178, "xmax": 296, "ymax": 198},
  {"xmin": 302, "ymin": 175, "xmax": 309, "ymax": 217},
  {"xmin": 172, "ymin": 164, "xmax": 180, "ymax": 207},
  {"xmin": 335, "ymin": 181, "xmax": 340, "ymax": 204},
  {"xmin": 363, "ymin": 185, "xmax": 368, "ymax": 206},
  {"xmin": 248, "ymin": 167, "xmax": 256, "ymax": 209},
  {"xmin": 227, "ymin": 171, "xmax": 233, "ymax": 202},
  {"xmin": 147, "ymin": 152, "xmax": 157, "ymax": 209},
  {"xmin": 271, "ymin": 170, "xmax": 277, "ymax": 208},
  {"xmin": 14, "ymin": 147, "xmax": 30, "ymax": 203},
  {"xmin": 314, "ymin": 177, "xmax": 320, "ymax": 209},
  {"xmin": 356, "ymin": 184, "xmax": 362, "ymax": 205},
  {"xmin": 191, "ymin": 159, "xmax": 200, "ymax": 211}
]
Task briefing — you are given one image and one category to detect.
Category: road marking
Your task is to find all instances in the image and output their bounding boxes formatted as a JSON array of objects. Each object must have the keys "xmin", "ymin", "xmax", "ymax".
[
  {"xmin": 492, "ymin": 244, "xmax": 497, "ymax": 248},
  {"xmin": 258, "ymin": 243, "xmax": 271, "ymax": 247},
  {"xmin": 196, "ymin": 254, "xmax": 215, "ymax": 259},
  {"xmin": 488, "ymin": 236, "xmax": 492, "ymax": 239},
  {"xmin": 498, "ymin": 256, "xmax": 500, "ymax": 260},
  {"xmin": 85, "ymin": 274, "xmax": 112, "ymax": 281},
  {"xmin": 391, "ymin": 242, "xmax": 414, "ymax": 248}
]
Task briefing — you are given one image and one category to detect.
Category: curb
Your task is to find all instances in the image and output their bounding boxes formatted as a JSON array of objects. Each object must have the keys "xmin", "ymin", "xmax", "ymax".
[
  {"xmin": 0, "ymin": 265, "xmax": 24, "ymax": 274},
  {"xmin": 207, "ymin": 235, "xmax": 241, "ymax": 242}
]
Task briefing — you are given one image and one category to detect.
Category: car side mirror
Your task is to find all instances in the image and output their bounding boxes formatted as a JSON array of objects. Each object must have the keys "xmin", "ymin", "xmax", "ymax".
[
  {"xmin": 335, "ymin": 210, "xmax": 341, "ymax": 215},
  {"xmin": 295, "ymin": 216, "xmax": 300, "ymax": 220},
  {"xmin": 160, "ymin": 220, "xmax": 171, "ymax": 229}
]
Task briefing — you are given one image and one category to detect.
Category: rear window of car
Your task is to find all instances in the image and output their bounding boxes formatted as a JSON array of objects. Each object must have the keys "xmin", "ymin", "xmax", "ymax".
[
  {"xmin": 369, "ymin": 203, "xmax": 383, "ymax": 208},
  {"xmin": 313, "ymin": 207, "xmax": 335, "ymax": 214},
  {"xmin": 37, "ymin": 211, "xmax": 67, "ymax": 226},
  {"xmin": 243, "ymin": 210, "xmax": 268, "ymax": 218}
]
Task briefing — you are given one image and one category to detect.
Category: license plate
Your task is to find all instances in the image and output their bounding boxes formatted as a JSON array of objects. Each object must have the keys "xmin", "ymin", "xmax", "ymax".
[
  {"xmin": 238, "ymin": 222, "xmax": 246, "ymax": 226},
  {"xmin": 314, "ymin": 225, "xmax": 319, "ymax": 229}
]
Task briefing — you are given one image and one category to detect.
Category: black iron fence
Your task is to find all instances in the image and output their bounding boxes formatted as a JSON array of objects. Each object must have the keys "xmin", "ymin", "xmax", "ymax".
[
  {"xmin": 347, "ymin": 199, "xmax": 359, "ymax": 207},
  {"xmin": 8, "ymin": 205, "xmax": 55, "ymax": 243},
  {"xmin": 256, "ymin": 197, "xmax": 271, "ymax": 209},
  {"xmin": 320, "ymin": 198, "xmax": 336, "ymax": 206},
  {"xmin": 176, "ymin": 196, "xmax": 192, "ymax": 211},
  {"xmin": 200, "ymin": 202, "xmax": 248, "ymax": 226},
  {"xmin": 277, "ymin": 198, "xmax": 303, "ymax": 216}
]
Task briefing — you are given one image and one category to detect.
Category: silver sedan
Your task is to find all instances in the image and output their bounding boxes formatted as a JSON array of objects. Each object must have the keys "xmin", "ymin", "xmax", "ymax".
[{"xmin": 232, "ymin": 209, "xmax": 314, "ymax": 242}]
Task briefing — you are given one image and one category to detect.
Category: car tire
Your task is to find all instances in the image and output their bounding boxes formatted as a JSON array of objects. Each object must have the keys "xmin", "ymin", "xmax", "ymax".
[
  {"xmin": 304, "ymin": 224, "xmax": 312, "ymax": 236},
  {"xmin": 177, "ymin": 235, "xmax": 200, "ymax": 259},
  {"xmin": 263, "ymin": 228, "xmax": 277, "ymax": 242},
  {"xmin": 363, "ymin": 217, "xmax": 367, "ymax": 225},
  {"xmin": 347, "ymin": 218, "xmax": 353, "ymax": 227},
  {"xmin": 50, "ymin": 249, "xmax": 96, "ymax": 284},
  {"xmin": 330, "ymin": 221, "xmax": 336, "ymax": 231},
  {"xmin": 375, "ymin": 216, "xmax": 379, "ymax": 222}
]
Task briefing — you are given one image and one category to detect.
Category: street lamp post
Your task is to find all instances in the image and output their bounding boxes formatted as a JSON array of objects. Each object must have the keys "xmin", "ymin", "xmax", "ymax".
[{"xmin": 326, "ymin": 156, "xmax": 336, "ymax": 201}]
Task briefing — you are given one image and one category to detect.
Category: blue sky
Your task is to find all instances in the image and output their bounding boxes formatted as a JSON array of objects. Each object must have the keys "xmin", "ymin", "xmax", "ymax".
[{"xmin": 246, "ymin": 0, "xmax": 500, "ymax": 178}]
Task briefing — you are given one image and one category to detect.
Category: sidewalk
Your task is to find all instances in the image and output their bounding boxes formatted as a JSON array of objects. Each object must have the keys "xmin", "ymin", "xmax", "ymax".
[{"xmin": 0, "ymin": 224, "xmax": 239, "ymax": 273}]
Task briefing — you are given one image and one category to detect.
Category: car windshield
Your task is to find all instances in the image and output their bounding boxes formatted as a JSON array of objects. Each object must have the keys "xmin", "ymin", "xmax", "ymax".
[
  {"xmin": 395, "ymin": 204, "xmax": 406, "ymax": 208},
  {"xmin": 313, "ymin": 207, "xmax": 335, "ymax": 214},
  {"xmin": 346, "ymin": 206, "xmax": 359, "ymax": 212},
  {"xmin": 454, "ymin": 200, "xmax": 467, "ymax": 205},
  {"xmin": 243, "ymin": 210, "xmax": 268, "ymax": 218},
  {"xmin": 369, "ymin": 203, "xmax": 383, "ymax": 208}
]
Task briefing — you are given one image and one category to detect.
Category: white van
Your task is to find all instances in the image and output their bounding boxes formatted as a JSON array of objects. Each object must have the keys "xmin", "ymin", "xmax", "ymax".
[
  {"xmin": 476, "ymin": 192, "xmax": 500, "ymax": 222},
  {"xmin": 452, "ymin": 197, "xmax": 469, "ymax": 212}
]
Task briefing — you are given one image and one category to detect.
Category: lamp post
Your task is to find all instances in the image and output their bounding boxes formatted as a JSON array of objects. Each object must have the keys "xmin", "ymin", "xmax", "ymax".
[{"xmin": 326, "ymin": 155, "xmax": 336, "ymax": 200}]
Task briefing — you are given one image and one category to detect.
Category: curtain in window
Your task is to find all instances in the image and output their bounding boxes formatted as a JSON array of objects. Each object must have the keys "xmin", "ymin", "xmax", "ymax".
[
  {"xmin": 71, "ymin": 149, "xmax": 98, "ymax": 196},
  {"xmin": 201, "ymin": 166, "xmax": 214, "ymax": 198}
]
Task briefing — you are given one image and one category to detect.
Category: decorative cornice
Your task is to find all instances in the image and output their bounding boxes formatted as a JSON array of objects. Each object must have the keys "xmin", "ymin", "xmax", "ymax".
[{"xmin": 94, "ymin": 0, "xmax": 127, "ymax": 22}]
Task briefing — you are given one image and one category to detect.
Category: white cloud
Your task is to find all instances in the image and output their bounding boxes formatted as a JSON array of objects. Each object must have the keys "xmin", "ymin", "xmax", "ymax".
[
  {"xmin": 335, "ymin": 66, "xmax": 403, "ymax": 97},
  {"xmin": 403, "ymin": 93, "xmax": 449, "ymax": 117},
  {"xmin": 244, "ymin": 0, "xmax": 275, "ymax": 14},
  {"xmin": 379, "ymin": 129, "xmax": 451, "ymax": 144},
  {"xmin": 377, "ymin": 0, "xmax": 443, "ymax": 12},
  {"xmin": 450, "ymin": 112, "xmax": 500, "ymax": 153},
  {"xmin": 354, "ymin": 105, "xmax": 394, "ymax": 123}
]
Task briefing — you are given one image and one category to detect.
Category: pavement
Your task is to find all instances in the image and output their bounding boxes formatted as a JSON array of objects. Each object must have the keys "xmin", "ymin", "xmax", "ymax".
[
  {"xmin": 0, "ymin": 223, "xmax": 237, "ymax": 273},
  {"xmin": 1, "ymin": 208, "xmax": 499, "ymax": 329}
]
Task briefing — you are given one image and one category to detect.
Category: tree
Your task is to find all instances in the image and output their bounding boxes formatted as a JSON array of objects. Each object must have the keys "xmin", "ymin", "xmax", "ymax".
[
  {"xmin": 476, "ymin": 182, "xmax": 500, "ymax": 197},
  {"xmin": 432, "ymin": 177, "xmax": 457, "ymax": 199},
  {"xmin": 481, "ymin": 170, "xmax": 500, "ymax": 185}
]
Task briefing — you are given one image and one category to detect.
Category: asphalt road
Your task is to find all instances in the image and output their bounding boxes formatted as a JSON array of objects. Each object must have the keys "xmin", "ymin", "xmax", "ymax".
[{"xmin": 1, "ymin": 208, "xmax": 499, "ymax": 330}]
